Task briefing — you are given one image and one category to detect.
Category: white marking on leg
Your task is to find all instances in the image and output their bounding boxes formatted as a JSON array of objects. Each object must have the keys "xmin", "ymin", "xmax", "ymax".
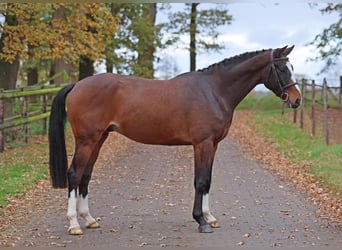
[
  {"xmin": 202, "ymin": 193, "xmax": 217, "ymax": 223},
  {"xmin": 67, "ymin": 189, "xmax": 81, "ymax": 232},
  {"xmin": 78, "ymin": 194, "xmax": 98, "ymax": 228}
]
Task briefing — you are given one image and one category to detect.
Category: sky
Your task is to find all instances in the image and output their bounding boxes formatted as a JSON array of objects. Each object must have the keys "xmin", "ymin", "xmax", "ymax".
[{"xmin": 154, "ymin": 2, "xmax": 341, "ymax": 87}]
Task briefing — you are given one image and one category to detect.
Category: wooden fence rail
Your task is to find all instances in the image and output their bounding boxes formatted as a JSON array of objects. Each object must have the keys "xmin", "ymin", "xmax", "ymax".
[{"xmin": 0, "ymin": 84, "xmax": 67, "ymax": 152}]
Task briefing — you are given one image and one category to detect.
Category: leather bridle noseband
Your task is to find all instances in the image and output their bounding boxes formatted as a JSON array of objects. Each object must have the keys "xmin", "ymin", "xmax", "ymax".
[{"xmin": 267, "ymin": 50, "xmax": 298, "ymax": 102}]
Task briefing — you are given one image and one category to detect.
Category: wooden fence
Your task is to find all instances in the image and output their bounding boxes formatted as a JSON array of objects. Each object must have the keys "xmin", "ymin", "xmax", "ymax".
[
  {"xmin": 0, "ymin": 84, "xmax": 67, "ymax": 152},
  {"xmin": 287, "ymin": 77, "xmax": 342, "ymax": 145}
]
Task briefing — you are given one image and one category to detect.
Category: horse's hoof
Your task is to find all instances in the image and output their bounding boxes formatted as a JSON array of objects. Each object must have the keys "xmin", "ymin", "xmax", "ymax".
[
  {"xmin": 198, "ymin": 224, "xmax": 213, "ymax": 233},
  {"xmin": 86, "ymin": 220, "xmax": 100, "ymax": 229},
  {"xmin": 68, "ymin": 226, "xmax": 83, "ymax": 235},
  {"xmin": 209, "ymin": 220, "xmax": 220, "ymax": 228}
]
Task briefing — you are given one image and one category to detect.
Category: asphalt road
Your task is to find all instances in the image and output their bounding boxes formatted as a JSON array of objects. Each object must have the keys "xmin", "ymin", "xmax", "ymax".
[{"xmin": 1, "ymin": 132, "xmax": 341, "ymax": 247}]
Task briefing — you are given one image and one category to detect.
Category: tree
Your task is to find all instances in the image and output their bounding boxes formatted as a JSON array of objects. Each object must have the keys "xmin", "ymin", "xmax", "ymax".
[
  {"xmin": 104, "ymin": 3, "xmax": 161, "ymax": 78},
  {"xmin": 0, "ymin": 4, "xmax": 20, "ymax": 119},
  {"xmin": 0, "ymin": 4, "xmax": 20, "ymax": 91},
  {"xmin": 0, "ymin": 3, "xmax": 119, "ymax": 85},
  {"xmin": 308, "ymin": 3, "xmax": 342, "ymax": 73},
  {"xmin": 50, "ymin": 5, "xmax": 72, "ymax": 84},
  {"xmin": 166, "ymin": 3, "xmax": 233, "ymax": 71},
  {"xmin": 134, "ymin": 3, "xmax": 157, "ymax": 78},
  {"xmin": 189, "ymin": 3, "xmax": 198, "ymax": 72}
]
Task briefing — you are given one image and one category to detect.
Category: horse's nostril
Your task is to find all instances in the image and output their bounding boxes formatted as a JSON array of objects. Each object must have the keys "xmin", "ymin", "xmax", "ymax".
[{"xmin": 295, "ymin": 98, "xmax": 301, "ymax": 106}]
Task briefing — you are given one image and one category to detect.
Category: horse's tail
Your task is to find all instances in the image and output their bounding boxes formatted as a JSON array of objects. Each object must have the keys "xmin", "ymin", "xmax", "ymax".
[{"xmin": 49, "ymin": 84, "xmax": 75, "ymax": 188}]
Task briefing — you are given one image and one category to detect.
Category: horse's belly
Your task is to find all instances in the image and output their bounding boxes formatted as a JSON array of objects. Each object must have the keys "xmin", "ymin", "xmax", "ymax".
[{"xmin": 116, "ymin": 121, "xmax": 191, "ymax": 146}]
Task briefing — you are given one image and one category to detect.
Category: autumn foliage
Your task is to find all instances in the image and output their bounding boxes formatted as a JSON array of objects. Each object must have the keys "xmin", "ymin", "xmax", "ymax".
[{"xmin": 0, "ymin": 3, "xmax": 119, "ymax": 64}]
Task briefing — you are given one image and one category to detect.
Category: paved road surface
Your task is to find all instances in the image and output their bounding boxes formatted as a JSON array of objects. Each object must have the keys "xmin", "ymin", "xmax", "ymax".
[{"xmin": 1, "ymin": 133, "xmax": 341, "ymax": 247}]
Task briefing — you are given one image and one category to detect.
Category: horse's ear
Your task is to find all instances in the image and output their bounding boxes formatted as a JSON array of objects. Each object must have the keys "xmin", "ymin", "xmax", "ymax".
[
  {"xmin": 283, "ymin": 45, "xmax": 295, "ymax": 56},
  {"xmin": 273, "ymin": 46, "xmax": 288, "ymax": 58},
  {"xmin": 274, "ymin": 45, "xmax": 294, "ymax": 58}
]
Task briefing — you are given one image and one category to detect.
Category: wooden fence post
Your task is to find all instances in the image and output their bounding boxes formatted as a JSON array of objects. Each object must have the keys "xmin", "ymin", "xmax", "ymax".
[
  {"xmin": 293, "ymin": 108, "xmax": 297, "ymax": 123},
  {"xmin": 323, "ymin": 78, "xmax": 329, "ymax": 145},
  {"xmin": 311, "ymin": 80, "xmax": 316, "ymax": 136},
  {"xmin": 22, "ymin": 96, "xmax": 28, "ymax": 144},
  {"xmin": 42, "ymin": 94, "xmax": 47, "ymax": 134},
  {"xmin": 300, "ymin": 78, "xmax": 306, "ymax": 129}
]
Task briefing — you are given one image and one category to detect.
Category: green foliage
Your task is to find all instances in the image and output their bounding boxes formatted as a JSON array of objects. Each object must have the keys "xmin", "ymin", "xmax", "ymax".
[
  {"xmin": 165, "ymin": 3, "xmax": 233, "ymax": 70},
  {"xmin": 308, "ymin": 3, "xmax": 342, "ymax": 72},
  {"xmin": 105, "ymin": 3, "xmax": 161, "ymax": 78},
  {"xmin": 167, "ymin": 3, "xmax": 232, "ymax": 47}
]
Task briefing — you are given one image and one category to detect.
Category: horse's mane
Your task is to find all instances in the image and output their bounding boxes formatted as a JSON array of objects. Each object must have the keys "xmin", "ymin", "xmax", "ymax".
[{"xmin": 197, "ymin": 49, "xmax": 271, "ymax": 73}]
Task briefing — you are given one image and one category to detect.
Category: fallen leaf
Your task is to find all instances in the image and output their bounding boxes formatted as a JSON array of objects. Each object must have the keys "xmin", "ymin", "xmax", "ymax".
[
  {"xmin": 243, "ymin": 232, "xmax": 251, "ymax": 238},
  {"xmin": 237, "ymin": 241, "xmax": 245, "ymax": 246}
]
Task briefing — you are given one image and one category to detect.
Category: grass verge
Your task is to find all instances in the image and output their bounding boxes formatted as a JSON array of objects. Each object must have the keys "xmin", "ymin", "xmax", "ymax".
[
  {"xmin": 0, "ymin": 127, "xmax": 74, "ymax": 214},
  {"xmin": 0, "ymin": 136, "xmax": 49, "ymax": 211},
  {"xmin": 237, "ymin": 91, "xmax": 342, "ymax": 195}
]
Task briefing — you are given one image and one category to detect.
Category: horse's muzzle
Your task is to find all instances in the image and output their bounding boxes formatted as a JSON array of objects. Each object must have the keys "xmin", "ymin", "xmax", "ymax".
[{"xmin": 287, "ymin": 97, "xmax": 301, "ymax": 109}]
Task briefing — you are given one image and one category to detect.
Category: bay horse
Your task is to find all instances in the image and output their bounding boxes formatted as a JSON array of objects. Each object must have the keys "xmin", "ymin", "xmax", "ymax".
[{"xmin": 49, "ymin": 46, "xmax": 302, "ymax": 235}]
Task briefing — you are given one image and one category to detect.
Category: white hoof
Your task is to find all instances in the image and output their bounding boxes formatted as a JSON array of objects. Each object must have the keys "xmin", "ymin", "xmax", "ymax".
[
  {"xmin": 86, "ymin": 220, "xmax": 100, "ymax": 229},
  {"xmin": 68, "ymin": 226, "xmax": 83, "ymax": 235},
  {"xmin": 208, "ymin": 220, "xmax": 220, "ymax": 228}
]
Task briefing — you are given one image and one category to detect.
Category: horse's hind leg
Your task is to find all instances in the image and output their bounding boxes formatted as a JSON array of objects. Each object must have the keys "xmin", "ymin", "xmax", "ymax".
[
  {"xmin": 192, "ymin": 139, "xmax": 218, "ymax": 233},
  {"xmin": 78, "ymin": 131, "xmax": 109, "ymax": 230},
  {"xmin": 67, "ymin": 130, "xmax": 107, "ymax": 235}
]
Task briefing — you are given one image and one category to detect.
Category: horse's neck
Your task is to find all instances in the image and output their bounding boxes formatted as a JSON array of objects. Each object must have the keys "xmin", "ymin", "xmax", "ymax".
[{"xmin": 216, "ymin": 53, "xmax": 269, "ymax": 109}]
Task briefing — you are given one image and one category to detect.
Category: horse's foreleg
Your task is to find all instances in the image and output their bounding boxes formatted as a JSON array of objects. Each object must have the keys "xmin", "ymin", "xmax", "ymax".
[
  {"xmin": 78, "ymin": 131, "xmax": 109, "ymax": 230},
  {"xmin": 202, "ymin": 193, "xmax": 219, "ymax": 228},
  {"xmin": 192, "ymin": 140, "xmax": 217, "ymax": 233}
]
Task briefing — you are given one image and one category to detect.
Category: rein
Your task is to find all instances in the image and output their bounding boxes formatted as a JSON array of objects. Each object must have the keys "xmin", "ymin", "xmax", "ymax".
[{"xmin": 268, "ymin": 50, "xmax": 298, "ymax": 101}]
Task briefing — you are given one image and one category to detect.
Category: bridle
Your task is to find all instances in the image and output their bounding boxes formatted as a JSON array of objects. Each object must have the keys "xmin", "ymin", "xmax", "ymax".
[{"xmin": 267, "ymin": 50, "xmax": 298, "ymax": 102}]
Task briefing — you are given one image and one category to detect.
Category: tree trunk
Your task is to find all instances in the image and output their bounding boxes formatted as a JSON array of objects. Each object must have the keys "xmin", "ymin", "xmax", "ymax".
[
  {"xmin": 79, "ymin": 56, "xmax": 94, "ymax": 80},
  {"xmin": 27, "ymin": 46, "xmax": 39, "ymax": 102},
  {"xmin": 136, "ymin": 3, "xmax": 156, "ymax": 78},
  {"xmin": 189, "ymin": 3, "xmax": 198, "ymax": 72},
  {"xmin": 105, "ymin": 3, "xmax": 121, "ymax": 74},
  {"xmin": 27, "ymin": 45, "xmax": 38, "ymax": 86},
  {"xmin": 105, "ymin": 57, "xmax": 114, "ymax": 73},
  {"xmin": 27, "ymin": 67, "xmax": 38, "ymax": 86},
  {"xmin": 53, "ymin": 58, "xmax": 72, "ymax": 84},
  {"xmin": 50, "ymin": 6, "xmax": 71, "ymax": 84},
  {"xmin": 0, "ymin": 8, "xmax": 20, "ymax": 119}
]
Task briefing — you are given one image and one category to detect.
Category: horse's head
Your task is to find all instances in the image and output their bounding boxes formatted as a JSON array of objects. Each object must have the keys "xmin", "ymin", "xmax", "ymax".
[{"xmin": 264, "ymin": 45, "xmax": 302, "ymax": 108}]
